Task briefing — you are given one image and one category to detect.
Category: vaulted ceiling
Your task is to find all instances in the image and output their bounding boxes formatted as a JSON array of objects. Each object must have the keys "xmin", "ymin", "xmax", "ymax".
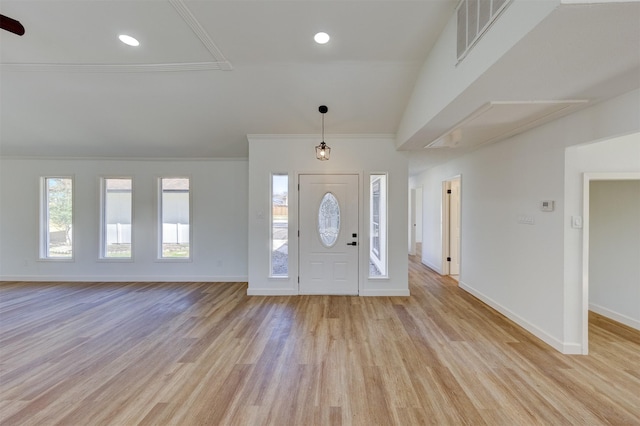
[
  {"xmin": 0, "ymin": 0, "xmax": 456, "ymax": 160},
  {"xmin": 1, "ymin": 1, "xmax": 638, "ymax": 174}
]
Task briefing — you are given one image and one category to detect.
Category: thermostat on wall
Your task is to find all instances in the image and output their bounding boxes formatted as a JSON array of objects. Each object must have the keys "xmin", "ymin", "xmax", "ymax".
[{"xmin": 540, "ymin": 200, "xmax": 554, "ymax": 212}]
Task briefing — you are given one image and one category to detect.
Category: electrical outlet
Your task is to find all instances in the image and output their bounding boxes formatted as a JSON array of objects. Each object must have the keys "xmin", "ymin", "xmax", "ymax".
[{"xmin": 517, "ymin": 215, "xmax": 535, "ymax": 225}]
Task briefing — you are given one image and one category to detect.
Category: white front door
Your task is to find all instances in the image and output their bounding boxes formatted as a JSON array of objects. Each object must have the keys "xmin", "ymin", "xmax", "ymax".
[{"xmin": 299, "ymin": 174, "xmax": 359, "ymax": 295}]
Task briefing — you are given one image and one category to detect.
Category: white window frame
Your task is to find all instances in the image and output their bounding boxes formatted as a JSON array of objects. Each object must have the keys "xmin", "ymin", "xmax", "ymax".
[
  {"xmin": 157, "ymin": 176, "xmax": 192, "ymax": 261},
  {"xmin": 99, "ymin": 177, "xmax": 133, "ymax": 261},
  {"xmin": 270, "ymin": 173, "xmax": 289, "ymax": 278},
  {"xmin": 369, "ymin": 173, "xmax": 388, "ymax": 278},
  {"xmin": 40, "ymin": 176, "xmax": 74, "ymax": 261}
]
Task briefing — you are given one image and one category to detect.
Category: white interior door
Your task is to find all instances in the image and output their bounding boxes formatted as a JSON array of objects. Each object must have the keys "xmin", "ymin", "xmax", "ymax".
[
  {"xmin": 299, "ymin": 174, "xmax": 359, "ymax": 295},
  {"xmin": 410, "ymin": 188, "xmax": 416, "ymax": 255},
  {"xmin": 449, "ymin": 178, "xmax": 461, "ymax": 275}
]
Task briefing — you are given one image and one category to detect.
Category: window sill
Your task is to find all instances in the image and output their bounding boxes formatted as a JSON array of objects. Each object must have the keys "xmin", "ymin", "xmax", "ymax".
[
  {"xmin": 97, "ymin": 258, "xmax": 134, "ymax": 263},
  {"xmin": 38, "ymin": 258, "xmax": 74, "ymax": 262},
  {"xmin": 368, "ymin": 276, "xmax": 389, "ymax": 280},
  {"xmin": 155, "ymin": 258, "xmax": 193, "ymax": 263}
]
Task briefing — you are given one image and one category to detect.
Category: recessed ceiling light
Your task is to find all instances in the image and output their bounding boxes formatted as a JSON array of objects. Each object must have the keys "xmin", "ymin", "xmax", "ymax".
[
  {"xmin": 314, "ymin": 32, "xmax": 330, "ymax": 44},
  {"xmin": 118, "ymin": 34, "xmax": 140, "ymax": 47}
]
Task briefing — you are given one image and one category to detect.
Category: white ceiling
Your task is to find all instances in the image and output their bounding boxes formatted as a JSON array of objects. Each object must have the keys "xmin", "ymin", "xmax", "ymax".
[
  {"xmin": 1, "ymin": 1, "xmax": 639, "ymax": 174},
  {"xmin": 0, "ymin": 0, "xmax": 455, "ymax": 159},
  {"xmin": 402, "ymin": 1, "xmax": 640, "ymax": 174}
]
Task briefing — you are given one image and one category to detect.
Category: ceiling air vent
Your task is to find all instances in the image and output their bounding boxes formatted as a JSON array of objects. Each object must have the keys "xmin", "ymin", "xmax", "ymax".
[{"xmin": 457, "ymin": 0, "xmax": 512, "ymax": 62}]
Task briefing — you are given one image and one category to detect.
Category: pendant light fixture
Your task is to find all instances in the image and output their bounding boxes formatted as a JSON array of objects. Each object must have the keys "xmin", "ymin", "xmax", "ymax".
[{"xmin": 315, "ymin": 105, "xmax": 331, "ymax": 161}]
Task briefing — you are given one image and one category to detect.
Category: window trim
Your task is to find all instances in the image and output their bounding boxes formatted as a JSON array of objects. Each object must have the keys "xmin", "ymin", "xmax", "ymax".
[
  {"xmin": 157, "ymin": 176, "xmax": 193, "ymax": 262},
  {"xmin": 39, "ymin": 175, "xmax": 75, "ymax": 261},
  {"xmin": 371, "ymin": 180, "xmax": 381, "ymax": 259},
  {"xmin": 369, "ymin": 173, "xmax": 388, "ymax": 278},
  {"xmin": 99, "ymin": 176, "xmax": 134, "ymax": 262},
  {"xmin": 270, "ymin": 172, "xmax": 289, "ymax": 278}
]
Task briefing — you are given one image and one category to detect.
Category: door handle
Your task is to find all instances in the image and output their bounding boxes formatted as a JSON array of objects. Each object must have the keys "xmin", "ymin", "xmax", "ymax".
[{"xmin": 347, "ymin": 242, "xmax": 357, "ymax": 246}]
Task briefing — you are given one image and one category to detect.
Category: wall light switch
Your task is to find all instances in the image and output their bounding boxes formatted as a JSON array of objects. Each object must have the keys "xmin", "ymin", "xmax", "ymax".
[{"xmin": 571, "ymin": 216, "xmax": 583, "ymax": 229}]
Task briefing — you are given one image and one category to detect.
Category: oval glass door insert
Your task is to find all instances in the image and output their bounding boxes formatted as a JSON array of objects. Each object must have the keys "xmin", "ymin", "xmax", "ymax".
[{"xmin": 318, "ymin": 192, "xmax": 340, "ymax": 247}]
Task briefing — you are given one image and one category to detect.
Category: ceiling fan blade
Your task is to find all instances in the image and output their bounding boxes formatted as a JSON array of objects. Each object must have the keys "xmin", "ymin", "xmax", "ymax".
[{"xmin": 0, "ymin": 14, "xmax": 25, "ymax": 36}]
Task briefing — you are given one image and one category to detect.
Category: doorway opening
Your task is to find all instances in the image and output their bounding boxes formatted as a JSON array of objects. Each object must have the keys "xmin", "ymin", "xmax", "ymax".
[
  {"xmin": 442, "ymin": 176, "xmax": 461, "ymax": 282},
  {"xmin": 582, "ymin": 172, "xmax": 640, "ymax": 354},
  {"xmin": 409, "ymin": 187, "xmax": 423, "ymax": 258}
]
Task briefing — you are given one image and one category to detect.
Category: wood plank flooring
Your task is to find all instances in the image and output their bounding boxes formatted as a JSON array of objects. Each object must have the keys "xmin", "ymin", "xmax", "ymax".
[{"xmin": 1, "ymin": 254, "xmax": 639, "ymax": 425}]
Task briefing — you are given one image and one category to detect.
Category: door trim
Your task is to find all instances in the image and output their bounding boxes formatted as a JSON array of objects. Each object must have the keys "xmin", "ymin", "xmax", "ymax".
[
  {"xmin": 441, "ymin": 175, "xmax": 461, "ymax": 278},
  {"xmin": 410, "ymin": 188, "xmax": 416, "ymax": 256},
  {"xmin": 581, "ymin": 172, "xmax": 640, "ymax": 355},
  {"xmin": 297, "ymin": 172, "xmax": 362, "ymax": 295}
]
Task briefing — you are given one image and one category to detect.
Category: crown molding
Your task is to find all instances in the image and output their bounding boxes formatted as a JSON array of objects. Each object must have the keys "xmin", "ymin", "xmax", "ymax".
[
  {"xmin": 247, "ymin": 134, "xmax": 396, "ymax": 142},
  {"xmin": 1, "ymin": 61, "xmax": 231, "ymax": 73},
  {"xmin": 0, "ymin": 155, "xmax": 248, "ymax": 162},
  {"xmin": 1, "ymin": 0, "xmax": 232, "ymax": 74}
]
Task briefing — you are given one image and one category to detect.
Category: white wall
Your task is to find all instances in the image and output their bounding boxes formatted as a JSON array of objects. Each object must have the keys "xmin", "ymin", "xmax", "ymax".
[
  {"xmin": 415, "ymin": 188, "xmax": 423, "ymax": 244},
  {"xmin": 248, "ymin": 135, "xmax": 408, "ymax": 296},
  {"xmin": 0, "ymin": 158, "xmax": 248, "ymax": 281},
  {"xmin": 565, "ymin": 132, "xmax": 640, "ymax": 351},
  {"xmin": 412, "ymin": 89, "xmax": 640, "ymax": 353},
  {"xmin": 589, "ymin": 180, "xmax": 640, "ymax": 329},
  {"xmin": 396, "ymin": 0, "xmax": 559, "ymax": 147}
]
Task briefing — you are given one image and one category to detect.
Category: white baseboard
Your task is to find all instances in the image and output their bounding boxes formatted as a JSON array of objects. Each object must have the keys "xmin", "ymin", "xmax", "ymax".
[
  {"xmin": 422, "ymin": 259, "xmax": 441, "ymax": 274},
  {"xmin": 246, "ymin": 288, "xmax": 410, "ymax": 297},
  {"xmin": 562, "ymin": 343, "xmax": 583, "ymax": 355},
  {"xmin": 590, "ymin": 303, "xmax": 640, "ymax": 331},
  {"xmin": 247, "ymin": 288, "xmax": 297, "ymax": 296},
  {"xmin": 360, "ymin": 289, "xmax": 410, "ymax": 297},
  {"xmin": 459, "ymin": 280, "xmax": 582, "ymax": 354},
  {"xmin": 0, "ymin": 275, "xmax": 248, "ymax": 283}
]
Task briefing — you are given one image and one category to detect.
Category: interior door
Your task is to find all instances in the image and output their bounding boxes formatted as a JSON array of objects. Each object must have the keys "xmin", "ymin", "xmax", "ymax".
[
  {"xmin": 299, "ymin": 174, "xmax": 359, "ymax": 295},
  {"xmin": 410, "ymin": 188, "xmax": 416, "ymax": 255},
  {"xmin": 449, "ymin": 178, "xmax": 461, "ymax": 275}
]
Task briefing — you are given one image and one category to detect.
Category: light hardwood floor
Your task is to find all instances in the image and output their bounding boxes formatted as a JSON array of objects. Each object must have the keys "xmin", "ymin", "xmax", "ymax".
[{"xmin": 1, "ymin": 254, "xmax": 639, "ymax": 425}]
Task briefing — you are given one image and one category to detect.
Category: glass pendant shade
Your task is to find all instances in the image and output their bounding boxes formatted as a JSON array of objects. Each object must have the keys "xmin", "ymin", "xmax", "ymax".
[
  {"xmin": 315, "ymin": 141, "xmax": 330, "ymax": 160},
  {"xmin": 315, "ymin": 105, "xmax": 330, "ymax": 161}
]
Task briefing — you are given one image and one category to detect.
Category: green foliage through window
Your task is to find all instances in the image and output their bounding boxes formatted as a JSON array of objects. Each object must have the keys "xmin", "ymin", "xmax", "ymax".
[{"xmin": 45, "ymin": 177, "xmax": 73, "ymax": 258}]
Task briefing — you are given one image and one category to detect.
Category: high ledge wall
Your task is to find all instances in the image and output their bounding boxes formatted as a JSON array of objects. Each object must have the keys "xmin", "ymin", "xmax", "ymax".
[{"xmin": 411, "ymin": 89, "xmax": 640, "ymax": 353}]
